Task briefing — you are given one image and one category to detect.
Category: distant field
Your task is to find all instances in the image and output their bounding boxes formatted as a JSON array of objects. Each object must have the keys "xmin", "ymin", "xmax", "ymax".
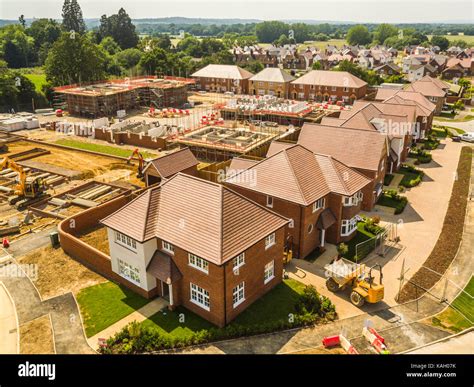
[
  {"xmin": 298, "ymin": 39, "xmax": 346, "ymax": 50},
  {"xmin": 427, "ymin": 35, "xmax": 474, "ymax": 45},
  {"xmin": 24, "ymin": 73, "xmax": 47, "ymax": 93}
]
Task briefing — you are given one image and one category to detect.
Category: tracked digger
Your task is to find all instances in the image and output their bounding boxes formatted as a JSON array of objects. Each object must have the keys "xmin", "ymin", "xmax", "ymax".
[{"xmin": 0, "ymin": 157, "xmax": 49, "ymax": 209}]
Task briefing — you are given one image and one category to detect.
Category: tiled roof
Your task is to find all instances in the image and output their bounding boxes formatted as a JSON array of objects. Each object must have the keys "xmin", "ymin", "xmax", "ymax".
[
  {"xmin": 405, "ymin": 79, "xmax": 446, "ymax": 97},
  {"xmin": 226, "ymin": 144, "xmax": 370, "ymax": 205},
  {"xmin": 101, "ymin": 173, "xmax": 288, "ymax": 264},
  {"xmin": 144, "ymin": 148, "xmax": 198, "ymax": 179},
  {"xmin": 250, "ymin": 67, "xmax": 295, "ymax": 83},
  {"xmin": 298, "ymin": 123, "xmax": 387, "ymax": 172},
  {"xmin": 192, "ymin": 64, "xmax": 254, "ymax": 80},
  {"xmin": 266, "ymin": 141, "xmax": 296, "ymax": 157},
  {"xmin": 291, "ymin": 70, "xmax": 367, "ymax": 88}
]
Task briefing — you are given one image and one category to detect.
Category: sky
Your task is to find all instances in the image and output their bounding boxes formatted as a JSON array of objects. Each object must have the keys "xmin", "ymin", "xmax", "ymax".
[{"xmin": 0, "ymin": 0, "xmax": 473, "ymax": 23}]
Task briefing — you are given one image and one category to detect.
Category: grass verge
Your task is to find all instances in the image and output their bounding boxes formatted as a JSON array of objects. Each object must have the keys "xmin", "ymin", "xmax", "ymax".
[
  {"xmin": 55, "ymin": 139, "xmax": 156, "ymax": 159},
  {"xmin": 77, "ymin": 281, "xmax": 150, "ymax": 337}
]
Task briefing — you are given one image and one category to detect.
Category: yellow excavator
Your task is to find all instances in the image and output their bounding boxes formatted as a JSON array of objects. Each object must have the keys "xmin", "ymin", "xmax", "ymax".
[{"xmin": 0, "ymin": 157, "xmax": 48, "ymax": 208}]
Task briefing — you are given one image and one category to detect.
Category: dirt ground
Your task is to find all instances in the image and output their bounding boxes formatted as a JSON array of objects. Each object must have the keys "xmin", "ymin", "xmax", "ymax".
[
  {"xmin": 17, "ymin": 245, "xmax": 107, "ymax": 299},
  {"xmin": 78, "ymin": 225, "xmax": 110, "ymax": 255},
  {"xmin": 19, "ymin": 315, "xmax": 55, "ymax": 354}
]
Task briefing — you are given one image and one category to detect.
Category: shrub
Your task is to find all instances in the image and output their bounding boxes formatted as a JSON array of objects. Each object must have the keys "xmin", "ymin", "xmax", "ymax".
[
  {"xmin": 364, "ymin": 217, "xmax": 384, "ymax": 235},
  {"xmin": 337, "ymin": 243, "xmax": 348, "ymax": 257}
]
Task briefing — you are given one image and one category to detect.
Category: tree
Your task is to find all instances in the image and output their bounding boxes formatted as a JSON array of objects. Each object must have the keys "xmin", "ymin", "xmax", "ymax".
[
  {"xmin": 274, "ymin": 34, "xmax": 290, "ymax": 46},
  {"xmin": 255, "ymin": 21, "xmax": 288, "ymax": 43},
  {"xmin": 337, "ymin": 243, "xmax": 348, "ymax": 257},
  {"xmin": 100, "ymin": 37, "xmax": 121, "ymax": 55},
  {"xmin": 241, "ymin": 60, "xmax": 264, "ymax": 73},
  {"xmin": 98, "ymin": 8, "xmax": 139, "ymax": 50},
  {"xmin": 27, "ymin": 19, "xmax": 62, "ymax": 64},
  {"xmin": 61, "ymin": 0, "xmax": 86, "ymax": 34},
  {"xmin": 115, "ymin": 48, "xmax": 143, "ymax": 69},
  {"xmin": 346, "ymin": 25, "xmax": 372, "ymax": 46},
  {"xmin": 312, "ymin": 61, "xmax": 322, "ymax": 70},
  {"xmin": 45, "ymin": 32, "xmax": 107, "ymax": 85},
  {"xmin": 19, "ymin": 15, "xmax": 26, "ymax": 29},
  {"xmin": 139, "ymin": 47, "xmax": 172, "ymax": 75},
  {"xmin": 335, "ymin": 60, "xmax": 383, "ymax": 86},
  {"xmin": 0, "ymin": 25, "xmax": 35, "ymax": 68},
  {"xmin": 373, "ymin": 24, "xmax": 398, "ymax": 45},
  {"xmin": 430, "ymin": 35, "xmax": 449, "ymax": 51}
]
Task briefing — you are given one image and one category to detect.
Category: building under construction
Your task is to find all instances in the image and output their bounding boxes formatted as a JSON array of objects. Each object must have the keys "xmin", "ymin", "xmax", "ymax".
[{"xmin": 54, "ymin": 76, "xmax": 194, "ymax": 118}]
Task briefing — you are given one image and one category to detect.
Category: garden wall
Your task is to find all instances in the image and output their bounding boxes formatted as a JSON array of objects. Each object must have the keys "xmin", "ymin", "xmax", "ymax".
[{"xmin": 58, "ymin": 192, "xmax": 159, "ymax": 299}]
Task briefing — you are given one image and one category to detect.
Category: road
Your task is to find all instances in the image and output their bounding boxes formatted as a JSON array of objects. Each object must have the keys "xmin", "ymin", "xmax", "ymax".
[
  {"xmin": 408, "ymin": 330, "xmax": 474, "ymax": 354},
  {"xmin": 0, "ymin": 282, "xmax": 18, "ymax": 354}
]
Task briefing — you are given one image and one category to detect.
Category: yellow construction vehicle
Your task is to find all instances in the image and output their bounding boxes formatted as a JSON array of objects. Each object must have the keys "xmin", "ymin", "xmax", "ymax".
[
  {"xmin": 324, "ymin": 258, "xmax": 384, "ymax": 307},
  {"xmin": 0, "ymin": 157, "xmax": 48, "ymax": 208}
]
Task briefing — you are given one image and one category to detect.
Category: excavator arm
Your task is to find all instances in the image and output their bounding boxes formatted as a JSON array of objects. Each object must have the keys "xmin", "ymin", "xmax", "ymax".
[{"xmin": 0, "ymin": 157, "xmax": 27, "ymax": 196}]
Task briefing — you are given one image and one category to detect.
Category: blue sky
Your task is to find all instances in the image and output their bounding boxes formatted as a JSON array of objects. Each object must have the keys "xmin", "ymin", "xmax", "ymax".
[{"xmin": 0, "ymin": 0, "xmax": 473, "ymax": 23}]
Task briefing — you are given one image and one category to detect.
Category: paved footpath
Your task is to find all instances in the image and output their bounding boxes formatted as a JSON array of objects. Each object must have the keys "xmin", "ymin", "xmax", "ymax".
[{"xmin": 0, "ymin": 282, "xmax": 19, "ymax": 354}]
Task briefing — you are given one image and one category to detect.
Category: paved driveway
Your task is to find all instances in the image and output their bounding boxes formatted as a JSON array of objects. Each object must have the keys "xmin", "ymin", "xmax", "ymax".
[{"xmin": 0, "ymin": 282, "xmax": 18, "ymax": 354}]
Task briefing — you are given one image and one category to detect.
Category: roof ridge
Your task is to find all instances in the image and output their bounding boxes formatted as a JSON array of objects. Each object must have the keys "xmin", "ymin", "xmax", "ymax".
[{"xmin": 283, "ymin": 147, "xmax": 311, "ymax": 205}]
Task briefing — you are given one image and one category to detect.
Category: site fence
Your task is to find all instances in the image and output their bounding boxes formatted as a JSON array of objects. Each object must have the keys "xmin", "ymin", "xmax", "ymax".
[{"xmin": 355, "ymin": 222, "xmax": 398, "ymax": 262}]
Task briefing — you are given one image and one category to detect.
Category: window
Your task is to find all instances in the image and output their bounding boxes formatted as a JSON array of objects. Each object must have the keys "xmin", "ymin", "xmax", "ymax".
[
  {"xmin": 343, "ymin": 192, "xmax": 363, "ymax": 206},
  {"xmin": 117, "ymin": 259, "xmax": 140, "ymax": 285},
  {"xmin": 308, "ymin": 224, "xmax": 314, "ymax": 234},
  {"xmin": 331, "ymin": 86, "xmax": 337, "ymax": 91},
  {"xmin": 341, "ymin": 217, "xmax": 358, "ymax": 236},
  {"xmin": 115, "ymin": 231, "xmax": 137, "ymax": 251},
  {"xmin": 264, "ymin": 261, "xmax": 275, "ymax": 284},
  {"xmin": 312, "ymin": 198, "xmax": 325, "ymax": 213},
  {"xmin": 265, "ymin": 233, "xmax": 276, "ymax": 249},
  {"xmin": 232, "ymin": 282, "xmax": 245, "ymax": 308},
  {"xmin": 343, "ymin": 87, "xmax": 349, "ymax": 92},
  {"xmin": 162, "ymin": 241, "xmax": 174, "ymax": 254},
  {"xmin": 188, "ymin": 253, "xmax": 209, "ymax": 274},
  {"xmin": 233, "ymin": 253, "xmax": 245, "ymax": 271},
  {"xmin": 190, "ymin": 283, "xmax": 210, "ymax": 311},
  {"xmin": 266, "ymin": 195, "xmax": 273, "ymax": 208}
]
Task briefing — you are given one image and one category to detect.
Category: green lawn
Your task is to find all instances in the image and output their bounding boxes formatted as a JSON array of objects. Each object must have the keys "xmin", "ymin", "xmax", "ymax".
[
  {"xmin": 55, "ymin": 139, "xmax": 156, "ymax": 159},
  {"xmin": 342, "ymin": 222, "xmax": 375, "ymax": 261},
  {"xmin": 377, "ymin": 192, "xmax": 408, "ymax": 214},
  {"xmin": 77, "ymin": 282, "xmax": 150, "ymax": 337},
  {"xmin": 398, "ymin": 166, "xmax": 424, "ymax": 187},
  {"xmin": 141, "ymin": 279, "xmax": 306, "ymax": 339},
  {"xmin": 430, "ymin": 277, "xmax": 473, "ymax": 333},
  {"xmin": 431, "ymin": 127, "xmax": 449, "ymax": 137},
  {"xmin": 24, "ymin": 72, "xmax": 47, "ymax": 94}
]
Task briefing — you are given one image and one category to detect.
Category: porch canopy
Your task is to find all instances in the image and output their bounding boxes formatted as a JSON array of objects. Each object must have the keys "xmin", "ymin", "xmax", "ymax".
[{"xmin": 147, "ymin": 251, "xmax": 182, "ymax": 284}]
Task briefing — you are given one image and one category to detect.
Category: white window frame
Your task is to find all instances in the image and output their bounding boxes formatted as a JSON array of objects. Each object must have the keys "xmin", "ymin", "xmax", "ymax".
[
  {"xmin": 312, "ymin": 197, "xmax": 325, "ymax": 213},
  {"xmin": 114, "ymin": 231, "xmax": 137, "ymax": 251},
  {"xmin": 190, "ymin": 283, "xmax": 210, "ymax": 311},
  {"xmin": 341, "ymin": 217, "xmax": 358, "ymax": 236},
  {"xmin": 232, "ymin": 282, "xmax": 245, "ymax": 308},
  {"xmin": 162, "ymin": 241, "xmax": 174, "ymax": 254},
  {"xmin": 266, "ymin": 195, "xmax": 273, "ymax": 208},
  {"xmin": 117, "ymin": 259, "xmax": 141, "ymax": 285},
  {"xmin": 233, "ymin": 253, "xmax": 245, "ymax": 270},
  {"xmin": 188, "ymin": 253, "xmax": 209, "ymax": 274},
  {"xmin": 264, "ymin": 260, "xmax": 275, "ymax": 284},
  {"xmin": 343, "ymin": 191, "xmax": 363, "ymax": 207},
  {"xmin": 265, "ymin": 233, "xmax": 276, "ymax": 249}
]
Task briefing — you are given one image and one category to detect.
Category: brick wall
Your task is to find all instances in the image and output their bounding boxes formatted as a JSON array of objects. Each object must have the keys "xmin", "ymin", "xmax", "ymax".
[{"xmin": 58, "ymin": 193, "xmax": 159, "ymax": 299}]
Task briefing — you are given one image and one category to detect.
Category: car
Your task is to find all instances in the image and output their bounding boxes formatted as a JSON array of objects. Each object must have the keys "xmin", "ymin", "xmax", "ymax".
[
  {"xmin": 460, "ymin": 133, "xmax": 474, "ymax": 143},
  {"xmin": 452, "ymin": 136, "xmax": 462, "ymax": 142}
]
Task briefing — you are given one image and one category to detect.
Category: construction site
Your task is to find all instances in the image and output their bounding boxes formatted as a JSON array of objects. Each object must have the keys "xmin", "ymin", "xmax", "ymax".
[
  {"xmin": 54, "ymin": 76, "xmax": 194, "ymax": 118},
  {"xmin": 0, "ymin": 134, "xmax": 144, "ymax": 241}
]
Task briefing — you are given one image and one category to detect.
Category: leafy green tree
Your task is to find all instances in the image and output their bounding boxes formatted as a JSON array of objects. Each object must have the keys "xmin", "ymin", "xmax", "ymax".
[
  {"xmin": 241, "ymin": 60, "xmax": 264, "ymax": 73},
  {"xmin": 45, "ymin": 32, "xmax": 107, "ymax": 85},
  {"xmin": 430, "ymin": 35, "xmax": 449, "ymax": 51},
  {"xmin": 115, "ymin": 48, "xmax": 143, "ymax": 69},
  {"xmin": 100, "ymin": 36, "xmax": 121, "ymax": 55},
  {"xmin": 61, "ymin": 0, "xmax": 86, "ymax": 34},
  {"xmin": 0, "ymin": 25, "xmax": 35, "ymax": 68},
  {"xmin": 312, "ymin": 61, "xmax": 322, "ymax": 70},
  {"xmin": 255, "ymin": 21, "xmax": 288, "ymax": 43},
  {"xmin": 346, "ymin": 25, "xmax": 372, "ymax": 46},
  {"xmin": 139, "ymin": 47, "xmax": 172, "ymax": 75},
  {"xmin": 176, "ymin": 35, "xmax": 202, "ymax": 56},
  {"xmin": 98, "ymin": 8, "xmax": 139, "ymax": 49},
  {"xmin": 291, "ymin": 23, "xmax": 311, "ymax": 43},
  {"xmin": 335, "ymin": 60, "xmax": 383, "ymax": 86},
  {"xmin": 0, "ymin": 61, "xmax": 39, "ymax": 111},
  {"xmin": 373, "ymin": 24, "xmax": 398, "ymax": 45},
  {"xmin": 451, "ymin": 39, "xmax": 468, "ymax": 49},
  {"xmin": 274, "ymin": 34, "xmax": 290, "ymax": 46}
]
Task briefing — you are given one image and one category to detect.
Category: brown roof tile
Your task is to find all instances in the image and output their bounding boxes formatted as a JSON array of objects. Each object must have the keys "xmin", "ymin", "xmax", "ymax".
[
  {"xmin": 101, "ymin": 173, "xmax": 288, "ymax": 264},
  {"xmin": 144, "ymin": 148, "xmax": 198, "ymax": 179},
  {"xmin": 291, "ymin": 70, "xmax": 367, "ymax": 88}
]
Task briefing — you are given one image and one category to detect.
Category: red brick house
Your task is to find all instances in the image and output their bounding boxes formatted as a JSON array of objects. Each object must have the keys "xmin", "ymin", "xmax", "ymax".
[
  {"xmin": 191, "ymin": 64, "xmax": 253, "ymax": 94},
  {"xmin": 290, "ymin": 70, "xmax": 367, "ymax": 104},
  {"xmin": 297, "ymin": 124, "xmax": 388, "ymax": 211},
  {"xmin": 101, "ymin": 173, "xmax": 288, "ymax": 327},
  {"xmin": 224, "ymin": 144, "xmax": 371, "ymax": 260}
]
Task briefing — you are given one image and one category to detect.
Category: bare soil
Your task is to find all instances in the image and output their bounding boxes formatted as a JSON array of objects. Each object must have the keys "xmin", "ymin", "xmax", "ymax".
[
  {"xmin": 17, "ymin": 245, "xmax": 107, "ymax": 299},
  {"xmin": 19, "ymin": 315, "xmax": 55, "ymax": 354},
  {"xmin": 78, "ymin": 225, "xmax": 110, "ymax": 255}
]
